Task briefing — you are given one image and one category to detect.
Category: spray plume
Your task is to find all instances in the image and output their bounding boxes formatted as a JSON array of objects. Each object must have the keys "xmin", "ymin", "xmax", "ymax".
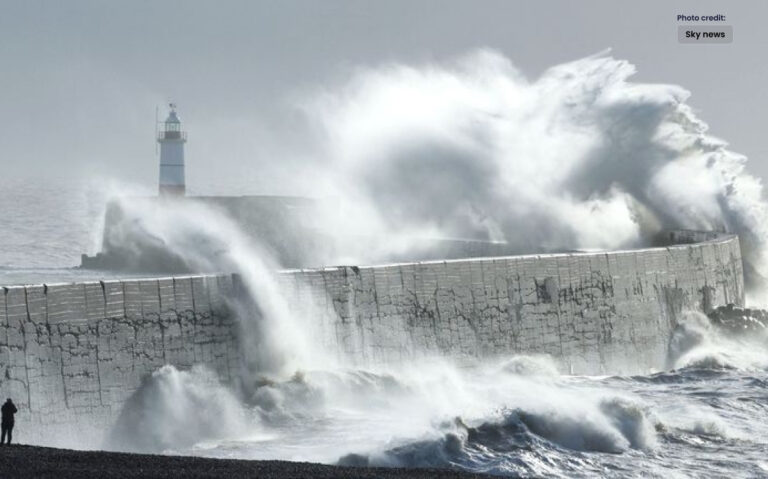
[
  {"xmin": 103, "ymin": 195, "xmax": 331, "ymax": 379},
  {"xmin": 305, "ymin": 49, "xmax": 768, "ymax": 288}
]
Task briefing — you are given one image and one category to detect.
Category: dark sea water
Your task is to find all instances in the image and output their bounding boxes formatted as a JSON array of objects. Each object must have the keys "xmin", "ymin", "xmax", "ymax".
[{"xmin": 3, "ymin": 179, "xmax": 768, "ymax": 479}]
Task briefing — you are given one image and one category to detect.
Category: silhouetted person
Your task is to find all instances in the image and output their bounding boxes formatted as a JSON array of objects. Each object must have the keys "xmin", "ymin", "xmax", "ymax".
[{"xmin": 1, "ymin": 398, "xmax": 17, "ymax": 445}]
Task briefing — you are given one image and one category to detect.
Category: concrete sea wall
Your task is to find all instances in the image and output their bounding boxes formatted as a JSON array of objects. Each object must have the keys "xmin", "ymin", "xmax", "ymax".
[
  {"xmin": 0, "ymin": 275, "xmax": 239, "ymax": 446},
  {"xmin": 0, "ymin": 232, "xmax": 745, "ymax": 443},
  {"xmin": 278, "ymin": 233, "xmax": 744, "ymax": 374}
]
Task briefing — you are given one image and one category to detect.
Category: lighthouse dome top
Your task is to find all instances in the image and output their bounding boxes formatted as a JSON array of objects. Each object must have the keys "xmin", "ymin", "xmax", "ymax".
[{"xmin": 165, "ymin": 109, "xmax": 181, "ymax": 124}]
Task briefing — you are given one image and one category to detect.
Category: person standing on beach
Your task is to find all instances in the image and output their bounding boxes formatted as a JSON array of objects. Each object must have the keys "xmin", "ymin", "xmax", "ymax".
[{"xmin": 1, "ymin": 398, "xmax": 17, "ymax": 445}]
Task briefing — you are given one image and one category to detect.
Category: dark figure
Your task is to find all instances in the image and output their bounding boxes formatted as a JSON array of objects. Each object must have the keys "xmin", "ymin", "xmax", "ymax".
[{"xmin": 1, "ymin": 398, "xmax": 17, "ymax": 445}]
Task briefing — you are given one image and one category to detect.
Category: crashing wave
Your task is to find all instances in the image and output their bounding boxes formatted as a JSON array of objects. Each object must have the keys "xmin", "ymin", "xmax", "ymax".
[{"xmin": 668, "ymin": 310, "xmax": 768, "ymax": 371}]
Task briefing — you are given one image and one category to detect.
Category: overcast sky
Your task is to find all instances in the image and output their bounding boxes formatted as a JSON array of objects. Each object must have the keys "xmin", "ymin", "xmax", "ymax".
[{"xmin": 1, "ymin": 0, "xmax": 766, "ymax": 195}]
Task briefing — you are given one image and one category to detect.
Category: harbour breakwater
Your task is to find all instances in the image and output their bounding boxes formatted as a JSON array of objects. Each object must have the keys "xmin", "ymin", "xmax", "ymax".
[
  {"xmin": 277, "ymin": 231, "xmax": 744, "ymax": 373},
  {"xmin": 0, "ymin": 231, "xmax": 744, "ymax": 445}
]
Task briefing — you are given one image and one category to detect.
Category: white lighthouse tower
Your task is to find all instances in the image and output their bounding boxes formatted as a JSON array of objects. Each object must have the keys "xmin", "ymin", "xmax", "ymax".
[{"xmin": 158, "ymin": 103, "xmax": 187, "ymax": 196}]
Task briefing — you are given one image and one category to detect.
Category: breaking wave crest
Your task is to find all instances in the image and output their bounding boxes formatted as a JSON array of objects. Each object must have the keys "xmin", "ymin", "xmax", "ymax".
[
  {"xmin": 106, "ymin": 365, "xmax": 250, "ymax": 453},
  {"xmin": 668, "ymin": 311, "xmax": 768, "ymax": 371},
  {"xmin": 340, "ymin": 399, "xmax": 656, "ymax": 472}
]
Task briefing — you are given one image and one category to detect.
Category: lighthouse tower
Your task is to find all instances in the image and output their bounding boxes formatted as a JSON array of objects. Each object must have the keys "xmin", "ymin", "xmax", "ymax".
[{"xmin": 158, "ymin": 103, "xmax": 187, "ymax": 196}]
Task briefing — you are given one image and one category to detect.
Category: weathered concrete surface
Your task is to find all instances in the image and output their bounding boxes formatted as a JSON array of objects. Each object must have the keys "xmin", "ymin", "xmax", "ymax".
[
  {"xmin": 278, "ymin": 233, "xmax": 744, "ymax": 375},
  {"xmin": 0, "ymin": 275, "xmax": 239, "ymax": 446},
  {"xmin": 0, "ymin": 232, "xmax": 745, "ymax": 444}
]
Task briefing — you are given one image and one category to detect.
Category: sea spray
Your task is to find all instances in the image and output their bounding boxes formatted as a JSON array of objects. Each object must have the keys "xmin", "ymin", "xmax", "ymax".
[
  {"xmin": 303, "ymin": 50, "xmax": 768, "ymax": 291},
  {"xmin": 103, "ymin": 195, "xmax": 331, "ymax": 378},
  {"xmin": 106, "ymin": 365, "xmax": 248, "ymax": 453},
  {"xmin": 668, "ymin": 310, "xmax": 768, "ymax": 370}
]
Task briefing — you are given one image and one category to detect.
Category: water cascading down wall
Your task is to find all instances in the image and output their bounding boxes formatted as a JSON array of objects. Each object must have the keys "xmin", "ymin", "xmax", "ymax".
[{"xmin": 0, "ymin": 232, "xmax": 744, "ymax": 445}]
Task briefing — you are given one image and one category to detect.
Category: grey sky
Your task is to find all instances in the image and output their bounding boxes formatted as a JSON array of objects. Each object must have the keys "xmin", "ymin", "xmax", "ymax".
[{"xmin": 1, "ymin": 0, "xmax": 766, "ymax": 194}]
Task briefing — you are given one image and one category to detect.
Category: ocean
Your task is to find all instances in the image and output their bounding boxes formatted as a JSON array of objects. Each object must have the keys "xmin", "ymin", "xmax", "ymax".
[
  {"xmin": 0, "ymin": 177, "xmax": 162, "ymax": 285},
  {"xmin": 2, "ymin": 179, "xmax": 767, "ymax": 479}
]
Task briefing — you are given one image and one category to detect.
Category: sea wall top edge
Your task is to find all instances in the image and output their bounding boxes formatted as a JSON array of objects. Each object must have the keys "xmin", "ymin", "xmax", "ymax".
[
  {"xmin": 277, "ymin": 232, "xmax": 740, "ymax": 274},
  {"xmin": 0, "ymin": 273, "xmax": 233, "ymax": 290},
  {"xmin": 1, "ymin": 231, "xmax": 739, "ymax": 288}
]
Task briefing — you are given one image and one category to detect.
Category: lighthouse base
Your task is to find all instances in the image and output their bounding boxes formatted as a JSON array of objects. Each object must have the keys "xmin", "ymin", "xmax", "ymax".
[{"xmin": 159, "ymin": 185, "xmax": 186, "ymax": 196}]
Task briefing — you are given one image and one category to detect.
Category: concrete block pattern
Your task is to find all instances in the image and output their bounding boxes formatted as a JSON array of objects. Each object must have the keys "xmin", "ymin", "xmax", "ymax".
[
  {"xmin": 84, "ymin": 282, "xmax": 106, "ymax": 321},
  {"xmin": 173, "ymin": 277, "xmax": 194, "ymax": 313},
  {"xmin": 139, "ymin": 280, "xmax": 161, "ymax": 317},
  {"xmin": 103, "ymin": 280, "xmax": 125, "ymax": 318},
  {"xmin": 122, "ymin": 281, "xmax": 142, "ymax": 320},
  {"xmin": 158, "ymin": 278, "xmax": 176, "ymax": 318},
  {"xmin": 191, "ymin": 276, "xmax": 210, "ymax": 315},
  {"xmin": 25, "ymin": 286, "xmax": 47, "ymax": 324},
  {"xmin": 47, "ymin": 284, "xmax": 87, "ymax": 324}
]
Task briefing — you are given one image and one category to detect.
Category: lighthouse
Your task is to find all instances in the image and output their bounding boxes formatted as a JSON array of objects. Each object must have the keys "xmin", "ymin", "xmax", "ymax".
[{"xmin": 158, "ymin": 103, "xmax": 187, "ymax": 196}]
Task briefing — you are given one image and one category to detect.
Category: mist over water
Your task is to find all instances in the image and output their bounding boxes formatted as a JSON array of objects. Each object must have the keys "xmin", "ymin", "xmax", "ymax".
[{"xmin": 6, "ymin": 51, "xmax": 768, "ymax": 477}]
